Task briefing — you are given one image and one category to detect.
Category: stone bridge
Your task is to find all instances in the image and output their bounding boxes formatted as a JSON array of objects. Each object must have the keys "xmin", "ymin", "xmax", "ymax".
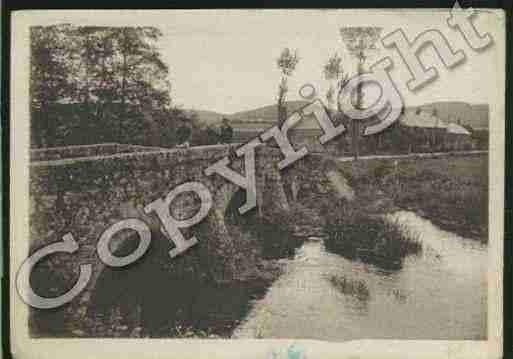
[
  {"xmin": 27, "ymin": 143, "xmax": 484, "ymax": 336},
  {"xmin": 28, "ymin": 143, "xmax": 299, "ymax": 334}
]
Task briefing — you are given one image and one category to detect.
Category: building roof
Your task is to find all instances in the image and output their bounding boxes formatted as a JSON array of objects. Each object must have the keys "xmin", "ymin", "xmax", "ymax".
[{"xmin": 447, "ymin": 123, "xmax": 471, "ymax": 135}]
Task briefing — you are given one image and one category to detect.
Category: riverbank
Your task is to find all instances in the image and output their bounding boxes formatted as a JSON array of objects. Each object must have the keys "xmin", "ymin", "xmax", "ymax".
[
  {"xmin": 336, "ymin": 153, "xmax": 488, "ymax": 241},
  {"xmin": 386, "ymin": 155, "xmax": 486, "ymax": 241},
  {"xmin": 294, "ymin": 158, "xmax": 422, "ymax": 271},
  {"xmin": 323, "ymin": 205, "xmax": 422, "ymax": 270},
  {"xmin": 167, "ymin": 154, "xmax": 488, "ymax": 339},
  {"xmin": 207, "ymin": 154, "xmax": 488, "ymax": 338},
  {"xmin": 389, "ymin": 155, "xmax": 487, "ymax": 241},
  {"xmin": 299, "ymin": 154, "xmax": 487, "ymax": 272}
]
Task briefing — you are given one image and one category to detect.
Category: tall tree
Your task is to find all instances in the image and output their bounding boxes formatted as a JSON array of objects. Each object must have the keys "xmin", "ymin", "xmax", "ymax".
[
  {"xmin": 72, "ymin": 27, "xmax": 118, "ymax": 142},
  {"xmin": 339, "ymin": 27, "xmax": 383, "ymax": 159},
  {"xmin": 110, "ymin": 27, "xmax": 171, "ymax": 144},
  {"xmin": 30, "ymin": 25, "xmax": 79, "ymax": 147},
  {"xmin": 30, "ymin": 25, "xmax": 172, "ymax": 147},
  {"xmin": 323, "ymin": 53, "xmax": 350, "ymax": 155},
  {"xmin": 276, "ymin": 48, "xmax": 299, "ymax": 126},
  {"xmin": 323, "ymin": 53, "xmax": 348, "ymax": 112}
]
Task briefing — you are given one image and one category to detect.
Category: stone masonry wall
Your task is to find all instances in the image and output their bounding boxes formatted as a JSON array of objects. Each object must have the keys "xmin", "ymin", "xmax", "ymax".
[
  {"xmin": 28, "ymin": 144, "xmax": 289, "ymax": 336},
  {"xmin": 30, "ymin": 143, "xmax": 166, "ymax": 162}
]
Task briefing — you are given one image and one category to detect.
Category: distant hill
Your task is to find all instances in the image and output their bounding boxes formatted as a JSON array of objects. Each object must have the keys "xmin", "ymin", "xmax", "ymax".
[
  {"xmin": 188, "ymin": 101, "xmax": 310, "ymax": 126},
  {"xmin": 229, "ymin": 101, "xmax": 309, "ymax": 122},
  {"xmin": 186, "ymin": 109, "xmax": 226, "ymax": 126},
  {"xmin": 189, "ymin": 100, "xmax": 489, "ymax": 131}
]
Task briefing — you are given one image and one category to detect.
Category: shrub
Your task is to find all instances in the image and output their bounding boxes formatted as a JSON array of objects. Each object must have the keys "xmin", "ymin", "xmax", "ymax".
[
  {"xmin": 328, "ymin": 274, "xmax": 370, "ymax": 301},
  {"xmin": 323, "ymin": 203, "xmax": 421, "ymax": 270}
]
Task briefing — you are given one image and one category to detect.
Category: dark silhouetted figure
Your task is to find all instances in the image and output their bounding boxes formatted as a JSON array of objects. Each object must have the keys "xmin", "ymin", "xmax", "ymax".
[
  {"xmin": 176, "ymin": 122, "xmax": 191, "ymax": 144},
  {"xmin": 219, "ymin": 118, "xmax": 233, "ymax": 144}
]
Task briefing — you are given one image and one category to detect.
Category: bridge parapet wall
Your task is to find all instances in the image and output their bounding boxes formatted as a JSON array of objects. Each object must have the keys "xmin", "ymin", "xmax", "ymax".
[{"xmin": 30, "ymin": 142, "xmax": 167, "ymax": 162}]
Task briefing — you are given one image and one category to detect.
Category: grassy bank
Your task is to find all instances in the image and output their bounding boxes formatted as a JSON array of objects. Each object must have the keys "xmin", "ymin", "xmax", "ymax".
[
  {"xmin": 328, "ymin": 274, "xmax": 370, "ymax": 301},
  {"xmin": 322, "ymin": 202, "xmax": 422, "ymax": 270},
  {"xmin": 340, "ymin": 154, "xmax": 488, "ymax": 241},
  {"xmin": 292, "ymin": 157, "xmax": 423, "ymax": 271},
  {"xmin": 389, "ymin": 155, "xmax": 487, "ymax": 241}
]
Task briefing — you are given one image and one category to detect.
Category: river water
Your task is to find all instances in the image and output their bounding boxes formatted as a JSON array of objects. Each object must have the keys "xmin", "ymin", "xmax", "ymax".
[{"xmin": 232, "ymin": 211, "xmax": 487, "ymax": 341}]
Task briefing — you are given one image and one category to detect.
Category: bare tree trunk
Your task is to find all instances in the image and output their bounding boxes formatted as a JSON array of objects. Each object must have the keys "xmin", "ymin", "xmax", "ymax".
[
  {"xmin": 353, "ymin": 60, "xmax": 364, "ymax": 160},
  {"xmin": 277, "ymin": 77, "xmax": 287, "ymax": 127},
  {"xmin": 95, "ymin": 38, "xmax": 110, "ymax": 140},
  {"xmin": 120, "ymin": 29, "xmax": 129, "ymax": 141},
  {"xmin": 81, "ymin": 36, "xmax": 94, "ymax": 143}
]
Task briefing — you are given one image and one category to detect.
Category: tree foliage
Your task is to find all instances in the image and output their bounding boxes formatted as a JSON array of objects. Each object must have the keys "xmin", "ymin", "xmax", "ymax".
[
  {"xmin": 338, "ymin": 27, "xmax": 383, "ymax": 159},
  {"xmin": 276, "ymin": 48, "xmax": 300, "ymax": 126},
  {"xmin": 323, "ymin": 53, "xmax": 348, "ymax": 111},
  {"xmin": 30, "ymin": 25, "xmax": 183, "ymax": 148},
  {"xmin": 339, "ymin": 27, "xmax": 383, "ymax": 64}
]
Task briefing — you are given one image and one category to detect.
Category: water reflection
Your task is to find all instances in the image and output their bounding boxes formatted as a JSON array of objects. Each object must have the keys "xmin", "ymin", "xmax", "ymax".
[{"xmin": 232, "ymin": 211, "xmax": 487, "ymax": 341}]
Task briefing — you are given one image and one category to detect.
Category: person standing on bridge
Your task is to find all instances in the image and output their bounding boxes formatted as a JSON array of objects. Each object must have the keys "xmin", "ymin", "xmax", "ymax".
[
  {"xmin": 176, "ymin": 121, "xmax": 192, "ymax": 148},
  {"xmin": 219, "ymin": 118, "xmax": 233, "ymax": 144}
]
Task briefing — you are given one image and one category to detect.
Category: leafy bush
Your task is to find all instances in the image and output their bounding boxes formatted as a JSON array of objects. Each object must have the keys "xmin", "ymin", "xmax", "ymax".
[
  {"xmin": 328, "ymin": 275, "xmax": 370, "ymax": 301},
  {"xmin": 323, "ymin": 203, "xmax": 421, "ymax": 270}
]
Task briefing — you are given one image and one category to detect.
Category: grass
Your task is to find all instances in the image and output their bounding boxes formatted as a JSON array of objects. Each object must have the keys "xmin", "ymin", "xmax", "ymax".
[
  {"xmin": 382, "ymin": 155, "xmax": 487, "ymax": 241},
  {"xmin": 337, "ymin": 154, "xmax": 488, "ymax": 241},
  {"xmin": 328, "ymin": 274, "xmax": 370, "ymax": 301},
  {"xmin": 323, "ymin": 204, "xmax": 422, "ymax": 270},
  {"xmin": 168, "ymin": 324, "xmax": 225, "ymax": 339}
]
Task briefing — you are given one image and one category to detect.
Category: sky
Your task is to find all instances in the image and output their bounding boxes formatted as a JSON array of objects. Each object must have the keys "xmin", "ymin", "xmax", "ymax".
[
  {"xmin": 156, "ymin": 9, "xmax": 503, "ymax": 115},
  {"xmin": 24, "ymin": 9, "xmax": 504, "ymax": 115}
]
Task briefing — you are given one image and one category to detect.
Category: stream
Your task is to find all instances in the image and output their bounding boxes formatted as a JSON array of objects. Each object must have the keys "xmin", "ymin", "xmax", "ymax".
[{"xmin": 232, "ymin": 211, "xmax": 487, "ymax": 341}]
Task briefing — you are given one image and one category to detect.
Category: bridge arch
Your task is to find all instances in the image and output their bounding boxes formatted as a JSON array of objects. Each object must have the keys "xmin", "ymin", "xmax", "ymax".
[{"xmin": 28, "ymin": 143, "xmax": 290, "ymax": 336}]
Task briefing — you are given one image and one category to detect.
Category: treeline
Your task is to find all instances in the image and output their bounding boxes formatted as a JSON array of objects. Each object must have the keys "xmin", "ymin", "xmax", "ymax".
[{"xmin": 30, "ymin": 25, "xmax": 213, "ymax": 148}]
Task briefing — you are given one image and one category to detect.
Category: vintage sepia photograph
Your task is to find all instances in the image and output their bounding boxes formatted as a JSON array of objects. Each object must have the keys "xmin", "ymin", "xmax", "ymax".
[{"xmin": 9, "ymin": 8, "xmax": 505, "ymax": 359}]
